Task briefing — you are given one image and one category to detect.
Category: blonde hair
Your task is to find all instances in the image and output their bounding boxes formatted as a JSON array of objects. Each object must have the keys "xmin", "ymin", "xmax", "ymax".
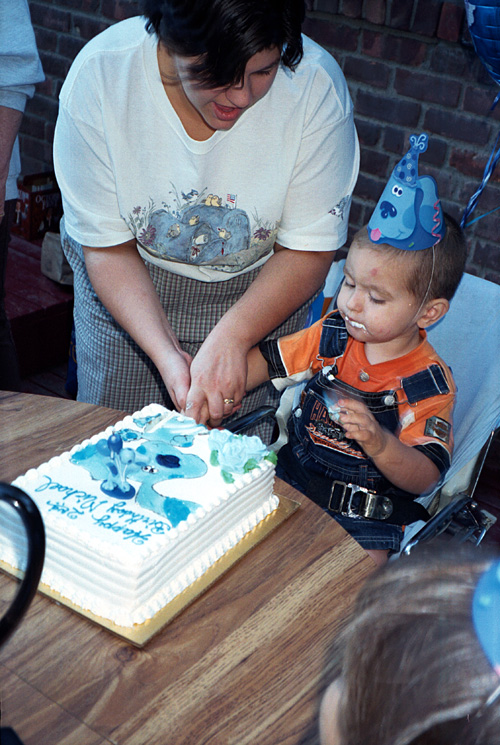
[{"xmin": 335, "ymin": 545, "xmax": 500, "ymax": 745}]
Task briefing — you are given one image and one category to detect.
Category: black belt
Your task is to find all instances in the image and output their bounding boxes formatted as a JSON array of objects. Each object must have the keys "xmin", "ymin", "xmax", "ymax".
[{"xmin": 306, "ymin": 476, "xmax": 430, "ymax": 525}]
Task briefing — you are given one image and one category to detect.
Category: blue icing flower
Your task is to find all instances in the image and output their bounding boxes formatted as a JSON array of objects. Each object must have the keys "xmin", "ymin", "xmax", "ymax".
[{"xmin": 208, "ymin": 429, "xmax": 268, "ymax": 474}]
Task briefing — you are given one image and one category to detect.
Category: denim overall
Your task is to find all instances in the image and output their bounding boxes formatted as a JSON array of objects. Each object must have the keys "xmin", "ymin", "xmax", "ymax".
[{"xmin": 277, "ymin": 312, "xmax": 451, "ymax": 515}]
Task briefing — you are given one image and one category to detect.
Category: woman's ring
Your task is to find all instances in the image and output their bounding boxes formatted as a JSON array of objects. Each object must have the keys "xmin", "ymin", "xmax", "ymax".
[{"xmin": 223, "ymin": 398, "xmax": 235, "ymax": 405}]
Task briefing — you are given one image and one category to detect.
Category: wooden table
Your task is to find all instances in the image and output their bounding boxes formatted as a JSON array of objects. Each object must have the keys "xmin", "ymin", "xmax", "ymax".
[{"xmin": 0, "ymin": 392, "xmax": 375, "ymax": 745}]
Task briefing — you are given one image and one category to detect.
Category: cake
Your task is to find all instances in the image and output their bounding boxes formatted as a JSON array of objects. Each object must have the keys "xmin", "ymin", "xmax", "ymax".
[{"xmin": 1, "ymin": 404, "xmax": 278, "ymax": 628}]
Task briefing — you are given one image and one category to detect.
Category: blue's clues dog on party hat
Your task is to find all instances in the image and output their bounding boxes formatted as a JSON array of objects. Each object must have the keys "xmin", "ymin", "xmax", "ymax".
[{"xmin": 368, "ymin": 133, "xmax": 445, "ymax": 251}]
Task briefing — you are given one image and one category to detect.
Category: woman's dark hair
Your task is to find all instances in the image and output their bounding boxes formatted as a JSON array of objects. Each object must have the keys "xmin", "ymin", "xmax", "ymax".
[{"xmin": 140, "ymin": 0, "xmax": 305, "ymax": 88}]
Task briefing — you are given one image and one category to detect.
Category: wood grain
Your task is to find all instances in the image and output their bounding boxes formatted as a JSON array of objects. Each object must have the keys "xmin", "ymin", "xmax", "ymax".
[{"xmin": 0, "ymin": 392, "xmax": 376, "ymax": 745}]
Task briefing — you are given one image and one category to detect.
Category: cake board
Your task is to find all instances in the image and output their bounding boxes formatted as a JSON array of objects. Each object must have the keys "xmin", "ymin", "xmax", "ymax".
[{"xmin": 0, "ymin": 494, "xmax": 300, "ymax": 647}]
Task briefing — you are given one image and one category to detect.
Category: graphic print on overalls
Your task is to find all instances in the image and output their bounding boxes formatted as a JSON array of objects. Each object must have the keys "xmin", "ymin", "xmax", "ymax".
[
  {"xmin": 295, "ymin": 370, "xmax": 401, "ymax": 471},
  {"xmin": 126, "ymin": 184, "xmax": 278, "ymax": 273}
]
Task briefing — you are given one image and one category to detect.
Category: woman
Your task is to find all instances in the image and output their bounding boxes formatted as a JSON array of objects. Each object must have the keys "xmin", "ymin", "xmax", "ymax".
[{"xmin": 54, "ymin": 0, "xmax": 359, "ymax": 434}]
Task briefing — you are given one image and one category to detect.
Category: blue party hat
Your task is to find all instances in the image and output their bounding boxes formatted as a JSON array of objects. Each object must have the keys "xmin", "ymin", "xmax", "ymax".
[
  {"xmin": 473, "ymin": 560, "xmax": 500, "ymax": 677},
  {"xmin": 368, "ymin": 133, "xmax": 445, "ymax": 251}
]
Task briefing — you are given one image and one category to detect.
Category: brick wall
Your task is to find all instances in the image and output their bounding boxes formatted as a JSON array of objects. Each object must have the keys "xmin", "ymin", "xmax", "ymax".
[{"xmin": 23, "ymin": 0, "xmax": 500, "ymax": 283}]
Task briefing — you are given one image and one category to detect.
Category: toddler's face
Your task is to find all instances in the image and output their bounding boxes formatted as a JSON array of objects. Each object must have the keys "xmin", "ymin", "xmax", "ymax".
[{"xmin": 337, "ymin": 239, "xmax": 421, "ymax": 354}]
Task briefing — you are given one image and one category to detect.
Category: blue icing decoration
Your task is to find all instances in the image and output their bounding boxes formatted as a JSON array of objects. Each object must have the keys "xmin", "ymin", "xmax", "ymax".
[
  {"xmin": 70, "ymin": 419, "xmax": 208, "ymax": 525},
  {"xmin": 136, "ymin": 491, "xmax": 200, "ymax": 527},
  {"xmin": 132, "ymin": 413, "xmax": 163, "ymax": 429},
  {"xmin": 108, "ymin": 433, "xmax": 123, "ymax": 454},
  {"xmin": 101, "ymin": 482, "xmax": 135, "ymax": 499},
  {"xmin": 156, "ymin": 453, "xmax": 181, "ymax": 468}
]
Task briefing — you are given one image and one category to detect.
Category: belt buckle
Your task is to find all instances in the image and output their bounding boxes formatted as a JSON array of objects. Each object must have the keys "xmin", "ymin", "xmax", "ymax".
[
  {"xmin": 328, "ymin": 481, "xmax": 393, "ymax": 520},
  {"xmin": 345, "ymin": 483, "xmax": 371, "ymax": 518},
  {"xmin": 327, "ymin": 481, "xmax": 363, "ymax": 518}
]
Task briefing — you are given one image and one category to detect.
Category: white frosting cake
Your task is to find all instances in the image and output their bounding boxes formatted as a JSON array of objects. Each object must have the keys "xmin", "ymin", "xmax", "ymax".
[{"xmin": 2, "ymin": 404, "xmax": 278, "ymax": 627}]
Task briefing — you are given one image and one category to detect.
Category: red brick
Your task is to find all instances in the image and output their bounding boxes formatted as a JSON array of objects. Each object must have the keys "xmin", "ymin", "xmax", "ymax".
[
  {"xmin": 303, "ymin": 17, "xmax": 359, "ymax": 52},
  {"xmin": 19, "ymin": 112, "xmax": 46, "ymax": 139},
  {"xmin": 362, "ymin": 30, "xmax": 427, "ymax": 66},
  {"xmin": 412, "ymin": 1, "xmax": 441, "ymax": 38},
  {"xmin": 437, "ymin": 3, "xmax": 464, "ymax": 43},
  {"xmin": 347, "ymin": 198, "xmax": 364, "ymax": 227},
  {"xmin": 23, "ymin": 94, "xmax": 59, "ymax": 124},
  {"xmin": 356, "ymin": 89, "xmax": 421, "ymax": 127},
  {"xmin": 463, "ymin": 86, "xmax": 500, "ymax": 120},
  {"xmin": 353, "ymin": 172, "xmax": 383, "ymax": 203},
  {"xmin": 363, "ymin": 0, "xmax": 386, "ymax": 26},
  {"xmin": 461, "ymin": 179, "xmax": 500, "ymax": 214},
  {"xmin": 421, "ymin": 137, "xmax": 448, "ymax": 168},
  {"xmin": 473, "ymin": 238, "xmax": 500, "ymax": 271},
  {"xmin": 450, "ymin": 147, "xmax": 500, "ymax": 182},
  {"xmin": 70, "ymin": 14, "xmax": 109, "ymax": 42},
  {"xmin": 58, "ymin": 34, "xmax": 87, "ymax": 63},
  {"xmin": 39, "ymin": 51, "xmax": 72, "ymax": 80},
  {"xmin": 424, "ymin": 108, "xmax": 491, "ymax": 145},
  {"xmin": 313, "ymin": 0, "xmax": 339, "ymax": 12},
  {"xmin": 388, "ymin": 2, "xmax": 412, "ymax": 31},
  {"xmin": 430, "ymin": 45, "xmax": 469, "ymax": 77},
  {"xmin": 360, "ymin": 147, "xmax": 390, "ymax": 177},
  {"xmin": 341, "ymin": 0, "xmax": 363, "ymax": 19},
  {"xmin": 30, "ymin": 3, "xmax": 71, "ymax": 33},
  {"xmin": 33, "ymin": 26, "xmax": 58, "ymax": 55},
  {"xmin": 101, "ymin": 0, "xmax": 141, "ymax": 22},
  {"xmin": 395, "ymin": 68, "xmax": 461, "ymax": 107},
  {"xmin": 355, "ymin": 119, "xmax": 383, "ymax": 147},
  {"xmin": 343, "ymin": 55, "xmax": 390, "ymax": 87},
  {"xmin": 385, "ymin": 131, "xmax": 447, "ymax": 168}
]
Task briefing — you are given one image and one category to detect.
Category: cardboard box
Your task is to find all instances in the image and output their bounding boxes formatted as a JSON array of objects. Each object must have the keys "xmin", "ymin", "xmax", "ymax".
[{"xmin": 11, "ymin": 172, "xmax": 62, "ymax": 241}]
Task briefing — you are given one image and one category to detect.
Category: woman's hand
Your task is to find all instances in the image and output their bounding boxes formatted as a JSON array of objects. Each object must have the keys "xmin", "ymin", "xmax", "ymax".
[
  {"xmin": 185, "ymin": 245, "xmax": 334, "ymax": 426},
  {"xmin": 183, "ymin": 334, "xmax": 247, "ymax": 427},
  {"xmin": 156, "ymin": 347, "xmax": 193, "ymax": 412}
]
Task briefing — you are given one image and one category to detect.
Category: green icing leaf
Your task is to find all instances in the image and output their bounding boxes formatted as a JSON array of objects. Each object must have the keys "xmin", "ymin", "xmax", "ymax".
[
  {"xmin": 243, "ymin": 458, "xmax": 259, "ymax": 473},
  {"xmin": 265, "ymin": 451, "xmax": 278, "ymax": 465},
  {"xmin": 210, "ymin": 450, "xmax": 219, "ymax": 467},
  {"xmin": 221, "ymin": 470, "xmax": 235, "ymax": 484}
]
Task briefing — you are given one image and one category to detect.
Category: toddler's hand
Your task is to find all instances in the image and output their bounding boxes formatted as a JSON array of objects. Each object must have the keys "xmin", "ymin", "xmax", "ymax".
[{"xmin": 337, "ymin": 398, "xmax": 388, "ymax": 458}]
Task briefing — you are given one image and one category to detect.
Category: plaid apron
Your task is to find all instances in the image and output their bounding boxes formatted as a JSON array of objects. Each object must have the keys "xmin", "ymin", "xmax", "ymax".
[{"xmin": 62, "ymin": 226, "xmax": 318, "ymax": 443}]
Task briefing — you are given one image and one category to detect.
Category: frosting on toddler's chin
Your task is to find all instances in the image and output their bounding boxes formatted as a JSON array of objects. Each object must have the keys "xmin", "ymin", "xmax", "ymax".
[{"xmin": 344, "ymin": 315, "xmax": 367, "ymax": 331}]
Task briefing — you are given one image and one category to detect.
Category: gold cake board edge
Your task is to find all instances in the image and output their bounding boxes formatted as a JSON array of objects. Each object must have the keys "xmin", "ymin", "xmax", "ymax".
[{"xmin": 0, "ymin": 494, "xmax": 300, "ymax": 647}]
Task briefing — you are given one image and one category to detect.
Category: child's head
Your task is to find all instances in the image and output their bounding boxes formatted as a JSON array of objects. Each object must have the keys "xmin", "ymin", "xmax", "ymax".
[
  {"xmin": 336, "ymin": 211, "xmax": 466, "ymax": 352},
  {"xmin": 319, "ymin": 545, "xmax": 500, "ymax": 745},
  {"xmin": 336, "ymin": 217, "xmax": 465, "ymax": 351},
  {"xmin": 356, "ymin": 212, "xmax": 467, "ymax": 304}
]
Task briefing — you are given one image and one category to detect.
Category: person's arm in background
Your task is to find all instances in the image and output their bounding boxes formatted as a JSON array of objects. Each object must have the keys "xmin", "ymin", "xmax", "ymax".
[
  {"xmin": 0, "ymin": 107, "xmax": 23, "ymax": 214},
  {"xmin": 0, "ymin": 0, "xmax": 44, "ymax": 210}
]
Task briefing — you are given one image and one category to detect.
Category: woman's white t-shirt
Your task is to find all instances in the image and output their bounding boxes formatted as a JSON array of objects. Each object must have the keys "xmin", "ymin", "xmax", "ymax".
[{"xmin": 54, "ymin": 16, "xmax": 359, "ymax": 282}]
